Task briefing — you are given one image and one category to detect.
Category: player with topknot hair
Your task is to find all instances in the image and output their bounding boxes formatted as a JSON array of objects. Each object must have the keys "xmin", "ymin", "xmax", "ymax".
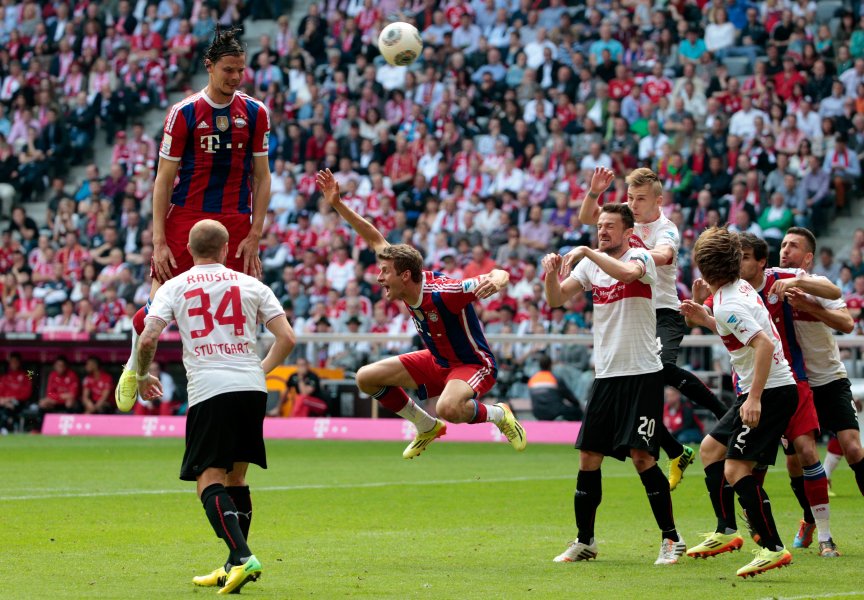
[{"xmin": 116, "ymin": 27, "xmax": 272, "ymax": 420}]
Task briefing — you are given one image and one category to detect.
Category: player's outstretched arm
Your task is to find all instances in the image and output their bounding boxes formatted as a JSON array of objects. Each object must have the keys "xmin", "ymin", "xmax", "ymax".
[
  {"xmin": 136, "ymin": 318, "xmax": 167, "ymax": 400},
  {"xmin": 577, "ymin": 167, "xmax": 615, "ymax": 226},
  {"xmin": 785, "ymin": 289, "xmax": 855, "ymax": 333},
  {"xmin": 472, "ymin": 269, "xmax": 510, "ymax": 300},
  {"xmin": 151, "ymin": 157, "xmax": 181, "ymax": 282},
  {"xmin": 316, "ymin": 169, "xmax": 389, "ymax": 254},
  {"xmin": 768, "ymin": 273, "xmax": 841, "ymax": 300},
  {"xmin": 542, "ymin": 253, "xmax": 583, "ymax": 307},
  {"xmin": 581, "ymin": 246, "xmax": 647, "ymax": 283},
  {"xmin": 262, "ymin": 315, "xmax": 296, "ymax": 374}
]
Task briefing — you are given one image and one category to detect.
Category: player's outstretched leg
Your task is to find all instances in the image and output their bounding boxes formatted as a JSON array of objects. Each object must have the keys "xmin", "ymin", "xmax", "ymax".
[
  {"xmin": 115, "ymin": 303, "xmax": 150, "ymax": 411},
  {"xmin": 662, "ymin": 362, "xmax": 728, "ymax": 418},
  {"xmin": 436, "ymin": 379, "xmax": 526, "ymax": 452},
  {"xmin": 661, "ymin": 424, "xmax": 695, "ymax": 491}
]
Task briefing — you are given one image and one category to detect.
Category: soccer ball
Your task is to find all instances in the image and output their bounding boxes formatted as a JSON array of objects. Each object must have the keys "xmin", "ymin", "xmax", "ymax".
[{"xmin": 378, "ymin": 22, "xmax": 423, "ymax": 67}]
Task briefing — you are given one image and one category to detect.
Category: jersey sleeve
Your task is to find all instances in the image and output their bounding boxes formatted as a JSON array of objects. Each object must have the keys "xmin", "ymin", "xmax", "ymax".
[
  {"xmin": 655, "ymin": 221, "xmax": 680, "ymax": 251},
  {"xmin": 439, "ymin": 275, "xmax": 481, "ymax": 312},
  {"xmin": 811, "ymin": 294, "xmax": 847, "ymax": 310},
  {"xmin": 257, "ymin": 282, "xmax": 286, "ymax": 325},
  {"xmin": 159, "ymin": 102, "xmax": 189, "ymax": 162},
  {"xmin": 146, "ymin": 283, "xmax": 175, "ymax": 326},
  {"xmin": 714, "ymin": 296, "xmax": 762, "ymax": 347},
  {"xmin": 569, "ymin": 259, "xmax": 591, "ymax": 290},
  {"xmin": 252, "ymin": 101, "xmax": 271, "ymax": 157},
  {"xmin": 630, "ymin": 248, "xmax": 656, "ymax": 285}
]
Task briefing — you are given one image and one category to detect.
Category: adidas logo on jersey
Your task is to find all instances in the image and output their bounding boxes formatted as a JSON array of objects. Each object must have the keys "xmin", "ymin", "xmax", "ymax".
[{"xmin": 197, "ymin": 121, "xmax": 209, "ymax": 129}]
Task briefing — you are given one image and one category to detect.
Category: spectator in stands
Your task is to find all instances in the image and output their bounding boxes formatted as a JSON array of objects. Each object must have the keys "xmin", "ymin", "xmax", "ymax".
[
  {"xmin": 280, "ymin": 356, "xmax": 330, "ymax": 418},
  {"xmin": 38, "ymin": 355, "xmax": 80, "ymax": 415},
  {"xmin": 662, "ymin": 388, "xmax": 703, "ymax": 444},
  {"xmin": 527, "ymin": 353, "xmax": 582, "ymax": 422},
  {"xmin": 0, "ymin": 352, "xmax": 33, "ymax": 433},
  {"xmin": 81, "ymin": 356, "xmax": 114, "ymax": 414}
]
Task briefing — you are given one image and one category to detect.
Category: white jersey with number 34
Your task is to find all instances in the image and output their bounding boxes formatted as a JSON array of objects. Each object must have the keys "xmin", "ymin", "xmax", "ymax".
[{"xmin": 146, "ymin": 263, "xmax": 285, "ymax": 407}]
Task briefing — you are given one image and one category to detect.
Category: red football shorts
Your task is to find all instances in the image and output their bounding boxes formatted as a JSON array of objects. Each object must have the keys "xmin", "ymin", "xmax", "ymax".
[
  {"xmin": 399, "ymin": 350, "xmax": 497, "ymax": 400},
  {"xmin": 151, "ymin": 205, "xmax": 253, "ymax": 283},
  {"xmin": 785, "ymin": 380, "xmax": 820, "ymax": 442}
]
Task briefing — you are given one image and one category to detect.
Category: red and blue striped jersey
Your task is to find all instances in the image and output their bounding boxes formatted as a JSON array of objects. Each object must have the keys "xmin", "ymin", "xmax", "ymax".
[
  {"xmin": 159, "ymin": 90, "xmax": 270, "ymax": 214},
  {"xmin": 405, "ymin": 271, "xmax": 497, "ymax": 372},
  {"xmin": 755, "ymin": 268, "xmax": 808, "ymax": 382},
  {"xmin": 706, "ymin": 267, "xmax": 808, "ymax": 384}
]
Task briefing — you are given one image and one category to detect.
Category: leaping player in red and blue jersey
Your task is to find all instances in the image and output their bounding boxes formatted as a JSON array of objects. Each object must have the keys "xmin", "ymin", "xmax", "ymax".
[
  {"xmin": 115, "ymin": 27, "xmax": 272, "ymax": 411},
  {"xmin": 316, "ymin": 169, "xmax": 526, "ymax": 458}
]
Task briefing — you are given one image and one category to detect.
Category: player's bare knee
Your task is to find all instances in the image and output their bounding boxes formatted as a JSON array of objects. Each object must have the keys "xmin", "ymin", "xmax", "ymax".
[
  {"xmin": 355, "ymin": 365, "xmax": 380, "ymax": 395},
  {"xmin": 435, "ymin": 398, "xmax": 462, "ymax": 423},
  {"xmin": 793, "ymin": 437, "xmax": 819, "ymax": 466},
  {"xmin": 579, "ymin": 450, "xmax": 603, "ymax": 471},
  {"xmin": 630, "ymin": 450, "xmax": 655, "ymax": 472},
  {"xmin": 700, "ymin": 435, "xmax": 725, "ymax": 465}
]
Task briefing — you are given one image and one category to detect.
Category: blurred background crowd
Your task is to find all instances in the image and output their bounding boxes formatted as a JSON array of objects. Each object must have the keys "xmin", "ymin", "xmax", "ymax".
[{"xmin": 2, "ymin": 0, "xmax": 864, "ymax": 426}]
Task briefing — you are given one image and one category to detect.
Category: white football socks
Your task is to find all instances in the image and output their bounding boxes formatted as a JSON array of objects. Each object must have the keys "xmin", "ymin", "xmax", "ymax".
[
  {"xmin": 397, "ymin": 399, "xmax": 437, "ymax": 433},
  {"xmin": 486, "ymin": 404, "xmax": 505, "ymax": 425}
]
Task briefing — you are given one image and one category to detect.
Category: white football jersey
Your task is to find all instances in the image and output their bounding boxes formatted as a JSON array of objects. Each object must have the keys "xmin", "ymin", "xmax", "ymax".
[
  {"xmin": 712, "ymin": 279, "xmax": 795, "ymax": 395},
  {"xmin": 147, "ymin": 263, "xmax": 285, "ymax": 407},
  {"xmin": 629, "ymin": 213, "xmax": 680, "ymax": 310},
  {"xmin": 571, "ymin": 248, "xmax": 662, "ymax": 378},
  {"xmin": 791, "ymin": 294, "xmax": 848, "ymax": 387}
]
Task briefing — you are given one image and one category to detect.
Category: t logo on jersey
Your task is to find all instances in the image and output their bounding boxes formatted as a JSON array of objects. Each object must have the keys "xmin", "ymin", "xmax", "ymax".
[{"xmin": 200, "ymin": 134, "xmax": 221, "ymax": 153}]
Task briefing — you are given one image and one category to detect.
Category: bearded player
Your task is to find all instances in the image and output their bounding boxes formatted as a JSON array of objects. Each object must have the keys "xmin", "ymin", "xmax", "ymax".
[
  {"xmin": 575, "ymin": 167, "xmax": 728, "ymax": 490},
  {"xmin": 115, "ymin": 27, "xmax": 271, "ymax": 411}
]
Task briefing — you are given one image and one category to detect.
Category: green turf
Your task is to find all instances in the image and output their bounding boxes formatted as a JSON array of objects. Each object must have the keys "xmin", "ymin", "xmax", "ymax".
[{"xmin": 2, "ymin": 436, "xmax": 864, "ymax": 599}]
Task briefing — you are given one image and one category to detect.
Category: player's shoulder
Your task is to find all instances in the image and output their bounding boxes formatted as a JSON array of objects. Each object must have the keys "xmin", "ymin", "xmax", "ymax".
[
  {"xmin": 166, "ymin": 90, "xmax": 203, "ymax": 116},
  {"xmin": 235, "ymin": 91, "xmax": 270, "ymax": 115},
  {"xmin": 424, "ymin": 270, "xmax": 469, "ymax": 292}
]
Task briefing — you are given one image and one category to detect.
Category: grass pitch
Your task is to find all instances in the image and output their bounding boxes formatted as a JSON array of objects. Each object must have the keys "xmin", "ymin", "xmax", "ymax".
[{"xmin": 3, "ymin": 436, "xmax": 864, "ymax": 599}]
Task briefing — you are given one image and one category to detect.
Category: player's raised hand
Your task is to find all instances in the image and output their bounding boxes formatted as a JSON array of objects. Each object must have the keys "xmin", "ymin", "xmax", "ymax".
[
  {"xmin": 589, "ymin": 167, "xmax": 615, "ymax": 195},
  {"xmin": 691, "ymin": 278, "xmax": 711, "ymax": 304},
  {"xmin": 316, "ymin": 169, "xmax": 341, "ymax": 204},
  {"xmin": 541, "ymin": 253, "xmax": 562, "ymax": 276},
  {"xmin": 152, "ymin": 242, "xmax": 178, "ymax": 283},
  {"xmin": 767, "ymin": 276, "xmax": 799, "ymax": 299},
  {"xmin": 680, "ymin": 299, "xmax": 710, "ymax": 327},
  {"xmin": 784, "ymin": 288, "xmax": 820, "ymax": 313},
  {"xmin": 235, "ymin": 235, "xmax": 263, "ymax": 279},
  {"xmin": 137, "ymin": 373, "xmax": 163, "ymax": 402},
  {"xmin": 560, "ymin": 246, "xmax": 587, "ymax": 275}
]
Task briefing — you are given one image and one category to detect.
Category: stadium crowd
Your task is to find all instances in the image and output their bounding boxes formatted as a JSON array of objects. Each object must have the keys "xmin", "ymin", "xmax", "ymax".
[{"xmin": 3, "ymin": 0, "xmax": 864, "ymax": 421}]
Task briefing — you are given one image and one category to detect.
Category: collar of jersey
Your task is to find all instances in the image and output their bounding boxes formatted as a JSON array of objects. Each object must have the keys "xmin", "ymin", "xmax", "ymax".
[{"xmin": 201, "ymin": 89, "xmax": 235, "ymax": 109}]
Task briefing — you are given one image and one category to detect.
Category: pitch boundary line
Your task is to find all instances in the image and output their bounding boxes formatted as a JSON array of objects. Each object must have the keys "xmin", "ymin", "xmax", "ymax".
[
  {"xmin": 756, "ymin": 593, "xmax": 864, "ymax": 600},
  {"xmin": 0, "ymin": 473, "xmax": 638, "ymax": 501}
]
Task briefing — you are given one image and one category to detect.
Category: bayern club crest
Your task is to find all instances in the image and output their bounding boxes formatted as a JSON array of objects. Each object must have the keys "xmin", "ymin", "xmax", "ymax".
[
  {"xmin": 767, "ymin": 293, "xmax": 779, "ymax": 304},
  {"xmin": 428, "ymin": 312, "xmax": 439, "ymax": 322},
  {"xmin": 234, "ymin": 116, "xmax": 246, "ymax": 128}
]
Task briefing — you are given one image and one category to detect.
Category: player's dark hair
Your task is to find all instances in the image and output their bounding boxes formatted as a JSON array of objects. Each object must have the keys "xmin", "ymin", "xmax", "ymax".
[
  {"xmin": 738, "ymin": 232, "xmax": 768, "ymax": 262},
  {"xmin": 600, "ymin": 203, "xmax": 635, "ymax": 229},
  {"xmin": 378, "ymin": 244, "xmax": 423, "ymax": 283},
  {"xmin": 693, "ymin": 227, "xmax": 741, "ymax": 288},
  {"xmin": 786, "ymin": 226, "xmax": 817, "ymax": 254},
  {"xmin": 204, "ymin": 26, "xmax": 246, "ymax": 66}
]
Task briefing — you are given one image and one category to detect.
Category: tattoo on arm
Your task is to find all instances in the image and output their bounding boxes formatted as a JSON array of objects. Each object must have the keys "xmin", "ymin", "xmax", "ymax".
[{"xmin": 137, "ymin": 320, "xmax": 165, "ymax": 378}]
